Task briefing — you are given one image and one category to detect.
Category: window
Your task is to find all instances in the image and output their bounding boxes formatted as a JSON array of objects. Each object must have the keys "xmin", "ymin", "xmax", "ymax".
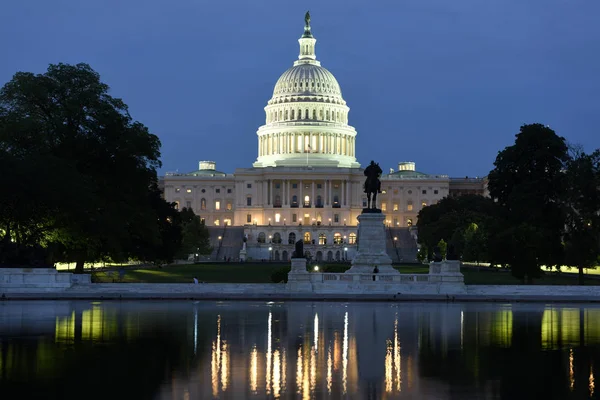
[
  {"xmin": 247, "ymin": 214, "xmax": 252, "ymax": 223},
  {"xmin": 422, "ymin": 190, "xmax": 427, "ymax": 194},
  {"xmin": 393, "ymin": 189, "xmax": 399, "ymax": 195},
  {"xmin": 393, "ymin": 204, "xmax": 399, "ymax": 211},
  {"xmin": 275, "ymin": 183, "xmax": 281, "ymax": 189},
  {"xmin": 381, "ymin": 203, "xmax": 387, "ymax": 211},
  {"xmin": 334, "ymin": 233, "xmax": 343, "ymax": 244},
  {"xmin": 227, "ymin": 188, "xmax": 232, "ymax": 194},
  {"xmin": 275, "ymin": 213, "xmax": 281, "ymax": 223},
  {"xmin": 174, "ymin": 201, "xmax": 179, "ymax": 210},
  {"xmin": 349, "ymin": 233, "xmax": 357, "ymax": 244},
  {"xmin": 393, "ymin": 218, "xmax": 399, "ymax": 226},
  {"xmin": 288, "ymin": 232, "xmax": 296, "ymax": 244},
  {"xmin": 273, "ymin": 233, "xmax": 282, "ymax": 244},
  {"xmin": 304, "ymin": 232, "xmax": 311, "ymax": 243},
  {"xmin": 215, "ymin": 201, "xmax": 221, "ymax": 210},
  {"xmin": 292, "ymin": 195, "xmax": 298, "ymax": 206},
  {"xmin": 407, "ymin": 201, "xmax": 413, "ymax": 211},
  {"xmin": 421, "ymin": 201, "xmax": 427, "ymax": 207},
  {"xmin": 304, "ymin": 195, "xmax": 310, "ymax": 207},
  {"xmin": 175, "ymin": 188, "xmax": 181, "ymax": 193},
  {"xmin": 292, "ymin": 214, "xmax": 297, "ymax": 223},
  {"xmin": 186, "ymin": 201, "xmax": 192, "ymax": 209},
  {"xmin": 214, "ymin": 219, "xmax": 220, "ymax": 226},
  {"xmin": 316, "ymin": 195, "xmax": 323, "ymax": 207},
  {"xmin": 223, "ymin": 219, "xmax": 231, "ymax": 226},
  {"xmin": 201, "ymin": 189, "xmax": 206, "ymax": 193},
  {"xmin": 408, "ymin": 190, "xmax": 412, "ymax": 194},
  {"xmin": 258, "ymin": 232, "xmax": 266, "ymax": 243},
  {"xmin": 292, "ymin": 183, "xmax": 298, "ymax": 189},
  {"xmin": 333, "ymin": 195, "xmax": 339, "ymax": 205},
  {"xmin": 319, "ymin": 233, "xmax": 327, "ymax": 245},
  {"xmin": 247, "ymin": 183, "xmax": 252, "ymax": 189},
  {"xmin": 216, "ymin": 188, "xmax": 220, "ymax": 193},
  {"xmin": 201, "ymin": 198, "xmax": 206, "ymax": 210},
  {"xmin": 226, "ymin": 202, "xmax": 232, "ymax": 211},
  {"xmin": 434, "ymin": 189, "xmax": 439, "ymax": 194},
  {"xmin": 247, "ymin": 196, "xmax": 252, "ymax": 206},
  {"xmin": 317, "ymin": 184, "xmax": 322, "ymax": 189},
  {"xmin": 407, "ymin": 218, "xmax": 413, "ymax": 227},
  {"xmin": 334, "ymin": 214, "xmax": 339, "ymax": 223},
  {"xmin": 186, "ymin": 188, "xmax": 192, "ymax": 193},
  {"xmin": 381, "ymin": 190, "xmax": 387, "ymax": 194}
]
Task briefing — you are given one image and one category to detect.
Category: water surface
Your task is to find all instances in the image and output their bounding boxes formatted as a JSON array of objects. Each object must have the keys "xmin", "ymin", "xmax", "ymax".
[{"xmin": 1, "ymin": 300, "xmax": 599, "ymax": 399}]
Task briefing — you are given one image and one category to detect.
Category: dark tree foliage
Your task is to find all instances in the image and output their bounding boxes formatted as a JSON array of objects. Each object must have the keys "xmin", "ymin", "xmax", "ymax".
[
  {"xmin": 0, "ymin": 63, "xmax": 179, "ymax": 270},
  {"xmin": 177, "ymin": 208, "xmax": 212, "ymax": 259},
  {"xmin": 563, "ymin": 148, "xmax": 600, "ymax": 284},
  {"xmin": 416, "ymin": 194, "xmax": 498, "ymax": 260},
  {"xmin": 487, "ymin": 124, "xmax": 569, "ymax": 283}
]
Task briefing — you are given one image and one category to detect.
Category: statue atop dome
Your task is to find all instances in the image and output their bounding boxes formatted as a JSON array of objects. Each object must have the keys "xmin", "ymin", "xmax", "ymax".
[{"xmin": 305, "ymin": 11, "xmax": 311, "ymax": 28}]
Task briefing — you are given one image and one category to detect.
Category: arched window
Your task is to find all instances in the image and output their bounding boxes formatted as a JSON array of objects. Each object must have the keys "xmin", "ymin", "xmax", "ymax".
[
  {"xmin": 288, "ymin": 232, "xmax": 296, "ymax": 244},
  {"xmin": 305, "ymin": 109, "xmax": 309, "ymax": 119},
  {"xmin": 284, "ymin": 110, "xmax": 288, "ymax": 120},
  {"xmin": 407, "ymin": 219, "xmax": 413, "ymax": 227},
  {"xmin": 316, "ymin": 195, "xmax": 323, "ymax": 207},
  {"xmin": 319, "ymin": 109, "xmax": 323, "ymax": 119},
  {"xmin": 258, "ymin": 232, "xmax": 266, "ymax": 243},
  {"xmin": 274, "ymin": 195, "xmax": 281, "ymax": 207},
  {"xmin": 200, "ymin": 198, "xmax": 206, "ymax": 210},
  {"xmin": 334, "ymin": 233, "xmax": 343, "ymax": 244},
  {"xmin": 333, "ymin": 195, "xmax": 339, "ymax": 206},
  {"xmin": 312, "ymin": 109, "xmax": 316, "ymax": 119},
  {"xmin": 326, "ymin": 110, "xmax": 330, "ymax": 120},
  {"xmin": 319, "ymin": 233, "xmax": 327, "ymax": 245},
  {"xmin": 291, "ymin": 109, "xmax": 295, "ymax": 119},
  {"xmin": 407, "ymin": 201, "xmax": 413, "ymax": 211},
  {"xmin": 273, "ymin": 233, "xmax": 282, "ymax": 244},
  {"xmin": 304, "ymin": 232, "xmax": 311, "ymax": 244},
  {"xmin": 292, "ymin": 195, "xmax": 298, "ymax": 207},
  {"xmin": 279, "ymin": 110, "xmax": 282, "ymax": 120},
  {"xmin": 304, "ymin": 195, "xmax": 310, "ymax": 207},
  {"xmin": 349, "ymin": 233, "xmax": 357, "ymax": 244}
]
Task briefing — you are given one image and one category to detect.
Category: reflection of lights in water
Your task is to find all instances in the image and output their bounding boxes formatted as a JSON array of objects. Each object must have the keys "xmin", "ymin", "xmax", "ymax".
[
  {"xmin": 334, "ymin": 332, "xmax": 341, "ymax": 371},
  {"xmin": 460, "ymin": 310, "xmax": 464, "ymax": 350},
  {"xmin": 569, "ymin": 348, "xmax": 574, "ymax": 391},
  {"xmin": 314, "ymin": 313, "xmax": 319, "ymax": 352},
  {"xmin": 221, "ymin": 342, "xmax": 229, "ymax": 392},
  {"xmin": 266, "ymin": 312, "xmax": 272, "ymax": 395},
  {"xmin": 296, "ymin": 346, "xmax": 303, "ymax": 394},
  {"xmin": 273, "ymin": 349, "xmax": 281, "ymax": 398},
  {"xmin": 310, "ymin": 341, "xmax": 316, "ymax": 392},
  {"xmin": 343, "ymin": 311, "xmax": 348, "ymax": 395},
  {"xmin": 183, "ymin": 389, "xmax": 189, "ymax": 400},
  {"xmin": 250, "ymin": 346, "xmax": 258, "ymax": 393},
  {"xmin": 590, "ymin": 364, "xmax": 595, "ymax": 397},
  {"xmin": 282, "ymin": 348, "xmax": 287, "ymax": 392},
  {"xmin": 385, "ymin": 339, "xmax": 393, "ymax": 393},
  {"xmin": 395, "ymin": 316, "xmax": 402, "ymax": 392},
  {"xmin": 327, "ymin": 345, "xmax": 333, "ymax": 394},
  {"xmin": 211, "ymin": 315, "xmax": 221, "ymax": 398},
  {"xmin": 193, "ymin": 307, "xmax": 198, "ymax": 355}
]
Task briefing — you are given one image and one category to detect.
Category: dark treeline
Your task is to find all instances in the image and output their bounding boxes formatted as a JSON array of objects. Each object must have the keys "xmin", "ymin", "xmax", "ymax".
[{"xmin": 417, "ymin": 124, "xmax": 600, "ymax": 284}]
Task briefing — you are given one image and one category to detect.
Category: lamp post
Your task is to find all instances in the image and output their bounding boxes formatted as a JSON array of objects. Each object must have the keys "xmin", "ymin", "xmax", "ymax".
[
  {"xmin": 344, "ymin": 247, "xmax": 348, "ymax": 261},
  {"xmin": 268, "ymin": 235, "xmax": 272, "ymax": 243},
  {"xmin": 329, "ymin": 218, "xmax": 332, "ymax": 226},
  {"xmin": 268, "ymin": 218, "xmax": 271, "ymax": 226},
  {"xmin": 269, "ymin": 246, "xmax": 273, "ymax": 261},
  {"xmin": 284, "ymin": 218, "xmax": 286, "ymax": 225}
]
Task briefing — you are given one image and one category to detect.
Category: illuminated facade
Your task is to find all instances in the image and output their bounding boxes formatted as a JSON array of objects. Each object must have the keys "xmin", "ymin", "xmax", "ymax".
[{"xmin": 162, "ymin": 15, "xmax": 485, "ymax": 261}]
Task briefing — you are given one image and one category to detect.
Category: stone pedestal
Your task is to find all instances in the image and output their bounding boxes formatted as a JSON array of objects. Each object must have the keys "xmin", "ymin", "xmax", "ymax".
[
  {"xmin": 345, "ymin": 212, "xmax": 399, "ymax": 274},
  {"xmin": 428, "ymin": 260, "xmax": 464, "ymax": 283},
  {"xmin": 286, "ymin": 258, "xmax": 313, "ymax": 291},
  {"xmin": 239, "ymin": 249, "xmax": 247, "ymax": 262}
]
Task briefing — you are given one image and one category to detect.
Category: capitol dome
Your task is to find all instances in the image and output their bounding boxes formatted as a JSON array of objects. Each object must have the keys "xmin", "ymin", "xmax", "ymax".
[{"xmin": 253, "ymin": 12, "xmax": 359, "ymax": 169}]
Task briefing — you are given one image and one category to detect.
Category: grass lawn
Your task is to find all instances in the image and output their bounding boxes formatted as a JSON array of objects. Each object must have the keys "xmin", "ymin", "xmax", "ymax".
[{"xmin": 90, "ymin": 262, "xmax": 600, "ymax": 285}]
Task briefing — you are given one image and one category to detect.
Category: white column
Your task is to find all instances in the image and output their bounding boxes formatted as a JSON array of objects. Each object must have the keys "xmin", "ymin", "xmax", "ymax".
[{"xmin": 269, "ymin": 179, "xmax": 273, "ymax": 206}]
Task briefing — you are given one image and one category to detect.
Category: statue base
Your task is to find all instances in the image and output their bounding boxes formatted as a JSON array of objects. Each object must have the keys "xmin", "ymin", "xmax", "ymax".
[
  {"xmin": 361, "ymin": 208, "xmax": 382, "ymax": 214},
  {"xmin": 287, "ymin": 258, "xmax": 312, "ymax": 291},
  {"xmin": 239, "ymin": 249, "xmax": 247, "ymax": 262},
  {"xmin": 345, "ymin": 213, "xmax": 398, "ymax": 275}
]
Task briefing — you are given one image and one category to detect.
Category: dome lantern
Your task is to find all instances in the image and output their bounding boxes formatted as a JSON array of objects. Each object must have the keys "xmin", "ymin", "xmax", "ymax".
[{"xmin": 297, "ymin": 11, "xmax": 319, "ymax": 65}]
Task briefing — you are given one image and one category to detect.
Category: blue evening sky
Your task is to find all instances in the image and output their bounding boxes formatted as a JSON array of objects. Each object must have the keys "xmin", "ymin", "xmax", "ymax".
[{"xmin": 2, "ymin": 0, "xmax": 599, "ymax": 177}]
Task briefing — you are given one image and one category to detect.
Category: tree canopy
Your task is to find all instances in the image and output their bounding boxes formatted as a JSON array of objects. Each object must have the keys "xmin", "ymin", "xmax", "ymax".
[{"xmin": 0, "ymin": 63, "xmax": 181, "ymax": 270}]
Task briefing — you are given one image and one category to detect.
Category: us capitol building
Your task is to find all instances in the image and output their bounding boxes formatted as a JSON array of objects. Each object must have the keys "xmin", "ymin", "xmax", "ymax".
[{"xmin": 162, "ymin": 13, "xmax": 486, "ymax": 262}]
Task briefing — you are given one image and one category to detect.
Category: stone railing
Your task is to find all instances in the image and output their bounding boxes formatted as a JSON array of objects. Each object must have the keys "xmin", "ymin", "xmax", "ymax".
[
  {"xmin": 307, "ymin": 273, "xmax": 458, "ymax": 284},
  {"xmin": 0, "ymin": 268, "xmax": 91, "ymax": 289}
]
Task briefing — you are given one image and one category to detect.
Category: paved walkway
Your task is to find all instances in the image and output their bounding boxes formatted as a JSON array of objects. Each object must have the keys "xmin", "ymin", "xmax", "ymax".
[{"xmin": 2, "ymin": 283, "xmax": 600, "ymax": 302}]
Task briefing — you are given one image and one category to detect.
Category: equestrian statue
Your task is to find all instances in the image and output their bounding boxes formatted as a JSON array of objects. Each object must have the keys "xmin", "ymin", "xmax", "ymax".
[{"xmin": 363, "ymin": 160, "xmax": 382, "ymax": 211}]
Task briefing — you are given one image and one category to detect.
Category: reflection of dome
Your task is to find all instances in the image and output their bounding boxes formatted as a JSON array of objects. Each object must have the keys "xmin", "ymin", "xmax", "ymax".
[
  {"xmin": 272, "ymin": 64, "xmax": 343, "ymax": 99},
  {"xmin": 253, "ymin": 14, "xmax": 359, "ymax": 169}
]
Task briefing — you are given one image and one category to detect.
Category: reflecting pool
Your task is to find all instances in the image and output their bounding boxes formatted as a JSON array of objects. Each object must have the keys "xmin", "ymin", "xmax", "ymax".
[{"xmin": 1, "ymin": 301, "xmax": 600, "ymax": 399}]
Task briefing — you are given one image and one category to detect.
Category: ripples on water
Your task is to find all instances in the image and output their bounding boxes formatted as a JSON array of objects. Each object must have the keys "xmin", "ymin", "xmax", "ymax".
[{"xmin": 1, "ymin": 301, "xmax": 600, "ymax": 399}]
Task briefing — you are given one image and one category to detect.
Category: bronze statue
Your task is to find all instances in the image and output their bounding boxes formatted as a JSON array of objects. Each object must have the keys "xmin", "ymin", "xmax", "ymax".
[
  {"xmin": 305, "ymin": 11, "xmax": 311, "ymax": 27},
  {"xmin": 293, "ymin": 239, "xmax": 304, "ymax": 258},
  {"xmin": 363, "ymin": 160, "xmax": 382, "ymax": 210}
]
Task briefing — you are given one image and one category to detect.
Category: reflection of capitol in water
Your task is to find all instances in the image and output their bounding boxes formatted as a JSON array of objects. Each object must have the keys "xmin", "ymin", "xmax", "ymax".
[{"xmin": 2, "ymin": 301, "xmax": 600, "ymax": 399}]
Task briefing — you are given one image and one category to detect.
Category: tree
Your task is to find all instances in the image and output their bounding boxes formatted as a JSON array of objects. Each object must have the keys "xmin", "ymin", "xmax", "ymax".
[
  {"xmin": 462, "ymin": 222, "xmax": 488, "ymax": 265},
  {"xmin": 487, "ymin": 123, "xmax": 569, "ymax": 283},
  {"xmin": 177, "ymin": 208, "xmax": 212, "ymax": 259},
  {"xmin": 563, "ymin": 148, "xmax": 600, "ymax": 284},
  {"xmin": 0, "ymin": 63, "xmax": 172, "ymax": 271}
]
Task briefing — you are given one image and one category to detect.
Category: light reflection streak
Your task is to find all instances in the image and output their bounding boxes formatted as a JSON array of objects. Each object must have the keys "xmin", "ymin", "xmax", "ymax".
[
  {"xmin": 193, "ymin": 306, "xmax": 198, "ymax": 355},
  {"xmin": 590, "ymin": 364, "xmax": 595, "ymax": 397},
  {"xmin": 282, "ymin": 348, "xmax": 287, "ymax": 392},
  {"xmin": 569, "ymin": 348, "xmax": 574, "ymax": 391},
  {"xmin": 266, "ymin": 312, "xmax": 272, "ymax": 395},
  {"xmin": 221, "ymin": 342, "xmax": 229, "ymax": 392},
  {"xmin": 211, "ymin": 315, "xmax": 221, "ymax": 397},
  {"xmin": 385, "ymin": 339, "xmax": 393, "ymax": 392},
  {"xmin": 395, "ymin": 316, "xmax": 401, "ymax": 392},
  {"xmin": 327, "ymin": 345, "xmax": 333, "ymax": 394},
  {"xmin": 273, "ymin": 349, "xmax": 281, "ymax": 398},
  {"xmin": 310, "ymin": 340, "xmax": 316, "ymax": 392},
  {"xmin": 460, "ymin": 310, "xmax": 464, "ymax": 350},
  {"xmin": 250, "ymin": 346, "xmax": 258, "ymax": 393},
  {"xmin": 314, "ymin": 313, "xmax": 319, "ymax": 352},
  {"xmin": 343, "ymin": 311, "xmax": 348, "ymax": 394},
  {"xmin": 296, "ymin": 346, "xmax": 303, "ymax": 394}
]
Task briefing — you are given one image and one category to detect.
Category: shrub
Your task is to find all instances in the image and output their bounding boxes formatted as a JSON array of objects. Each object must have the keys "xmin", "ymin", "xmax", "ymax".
[{"xmin": 271, "ymin": 267, "xmax": 290, "ymax": 283}]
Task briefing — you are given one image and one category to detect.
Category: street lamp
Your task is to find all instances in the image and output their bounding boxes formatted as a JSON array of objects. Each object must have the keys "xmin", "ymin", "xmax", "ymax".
[
  {"xmin": 268, "ymin": 246, "xmax": 273, "ymax": 261},
  {"xmin": 344, "ymin": 247, "xmax": 348, "ymax": 261},
  {"xmin": 268, "ymin": 218, "xmax": 271, "ymax": 226},
  {"xmin": 314, "ymin": 265, "xmax": 319, "ymax": 272},
  {"xmin": 394, "ymin": 237, "xmax": 398, "ymax": 242},
  {"xmin": 283, "ymin": 218, "xmax": 286, "ymax": 225},
  {"xmin": 344, "ymin": 218, "xmax": 346, "ymax": 225},
  {"xmin": 268, "ymin": 235, "xmax": 272, "ymax": 243},
  {"xmin": 329, "ymin": 218, "xmax": 332, "ymax": 226}
]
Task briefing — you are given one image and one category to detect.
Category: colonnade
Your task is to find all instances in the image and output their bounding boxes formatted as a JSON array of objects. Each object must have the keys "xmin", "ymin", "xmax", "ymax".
[
  {"xmin": 250, "ymin": 178, "xmax": 353, "ymax": 208},
  {"xmin": 258, "ymin": 132, "xmax": 355, "ymax": 157}
]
